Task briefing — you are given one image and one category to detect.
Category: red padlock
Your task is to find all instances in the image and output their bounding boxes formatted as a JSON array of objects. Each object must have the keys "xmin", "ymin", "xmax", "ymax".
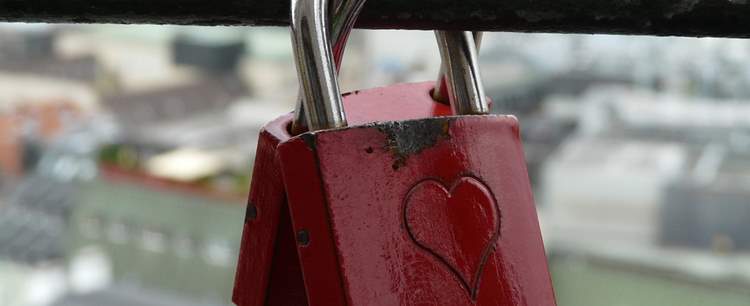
[
  {"xmin": 232, "ymin": 0, "xmax": 369, "ymax": 304},
  {"xmin": 232, "ymin": 1, "xmax": 452, "ymax": 305},
  {"xmin": 232, "ymin": 82, "xmax": 453, "ymax": 306},
  {"xmin": 233, "ymin": 0, "xmax": 556, "ymax": 304},
  {"xmin": 274, "ymin": 0, "xmax": 556, "ymax": 305}
]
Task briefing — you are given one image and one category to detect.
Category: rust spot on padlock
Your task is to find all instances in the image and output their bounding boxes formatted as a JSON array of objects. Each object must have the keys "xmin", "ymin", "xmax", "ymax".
[
  {"xmin": 377, "ymin": 118, "xmax": 452, "ymax": 170},
  {"xmin": 341, "ymin": 90, "xmax": 361, "ymax": 98},
  {"xmin": 293, "ymin": 117, "xmax": 452, "ymax": 170}
]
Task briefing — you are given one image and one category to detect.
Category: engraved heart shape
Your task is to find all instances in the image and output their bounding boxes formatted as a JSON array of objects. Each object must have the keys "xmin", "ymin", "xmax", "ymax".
[{"xmin": 404, "ymin": 177, "xmax": 500, "ymax": 300}]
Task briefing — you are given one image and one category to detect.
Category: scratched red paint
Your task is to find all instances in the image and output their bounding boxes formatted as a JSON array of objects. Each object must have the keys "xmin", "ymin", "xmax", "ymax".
[
  {"xmin": 276, "ymin": 82, "xmax": 556, "ymax": 305},
  {"xmin": 232, "ymin": 113, "xmax": 308, "ymax": 306},
  {"xmin": 233, "ymin": 82, "xmax": 458, "ymax": 305}
]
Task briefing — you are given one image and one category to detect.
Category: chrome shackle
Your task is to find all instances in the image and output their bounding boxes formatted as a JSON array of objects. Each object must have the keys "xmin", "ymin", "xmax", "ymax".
[
  {"xmin": 290, "ymin": 0, "xmax": 489, "ymax": 132},
  {"xmin": 290, "ymin": 0, "xmax": 368, "ymax": 134}
]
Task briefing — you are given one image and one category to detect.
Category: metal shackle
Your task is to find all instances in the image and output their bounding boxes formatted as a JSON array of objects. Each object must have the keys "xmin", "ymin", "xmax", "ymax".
[
  {"xmin": 435, "ymin": 31, "xmax": 489, "ymax": 115},
  {"xmin": 433, "ymin": 31, "xmax": 483, "ymax": 104},
  {"xmin": 290, "ymin": 0, "xmax": 368, "ymax": 134},
  {"xmin": 290, "ymin": 0, "xmax": 489, "ymax": 132}
]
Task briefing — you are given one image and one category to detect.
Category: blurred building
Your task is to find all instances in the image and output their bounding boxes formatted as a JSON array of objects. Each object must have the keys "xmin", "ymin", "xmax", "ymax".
[
  {"xmin": 542, "ymin": 86, "xmax": 750, "ymax": 245},
  {"xmin": 539, "ymin": 84, "xmax": 750, "ymax": 305},
  {"xmin": 0, "ymin": 26, "xmax": 97, "ymax": 85},
  {"xmin": 0, "ymin": 176, "xmax": 74, "ymax": 262},
  {"xmin": 575, "ymin": 87, "xmax": 750, "ymax": 140},
  {"xmin": 0, "ymin": 102, "xmax": 82, "ymax": 177},
  {"xmin": 102, "ymin": 29, "xmax": 250, "ymax": 150},
  {"xmin": 661, "ymin": 147, "xmax": 750, "ymax": 251},
  {"xmin": 80, "ymin": 94, "xmax": 277, "ymax": 305},
  {"xmin": 0, "ymin": 176, "xmax": 74, "ymax": 306},
  {"xmin": 58, "ymin": 30, "xmax": 286, "ymax": 306},
  {"xmin": 543, "ymin": 138, "xmax": 689, "ymax": 245},
  {"xmin": 0, "ymin": 24, "xmax": 102, "ymax": 180},
  {"xmin": 66, "ymin": 174, "xmax": 244, "ymax": 305},
  {"xmin": 549, "ymin": 244, "xmax": 750, "ymax": 306},
  {"xmin": 0, "ymin": 25, "xmax": 101, "ymax": 112},
  {"xmin": 518, "ymin": 116, "xmax": 578, "ymax": 193},
  {"xmin": 172, "ymin": 34, "xmax": 245, "ymax": 74}
]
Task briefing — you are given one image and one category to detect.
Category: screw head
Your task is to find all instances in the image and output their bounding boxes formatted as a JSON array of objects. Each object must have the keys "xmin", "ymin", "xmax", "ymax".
[
  {"xmin": 297, "ymin": 230, "xmax": 310, "ymax": 246},
  {"xmin": 246, "ymin": 204, "xmax": 258, "ymax": 221}
]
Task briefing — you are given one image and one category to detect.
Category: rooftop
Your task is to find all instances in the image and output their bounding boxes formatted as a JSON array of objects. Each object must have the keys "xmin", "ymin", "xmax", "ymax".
[{"xmin": 0, "ymin": 176, "xmax": 74, "ymax": 264}]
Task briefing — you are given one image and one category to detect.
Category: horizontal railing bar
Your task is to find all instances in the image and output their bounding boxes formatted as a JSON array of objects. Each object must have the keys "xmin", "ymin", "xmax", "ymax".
[{"xmin": 1, "ymin": 1, "xmax": 749, "ymax": 38}]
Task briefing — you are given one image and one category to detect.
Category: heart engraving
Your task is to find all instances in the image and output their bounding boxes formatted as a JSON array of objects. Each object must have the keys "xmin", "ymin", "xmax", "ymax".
[{"xmin": 403, "ymin": 177, "xmax": 500, "ymax": 300}]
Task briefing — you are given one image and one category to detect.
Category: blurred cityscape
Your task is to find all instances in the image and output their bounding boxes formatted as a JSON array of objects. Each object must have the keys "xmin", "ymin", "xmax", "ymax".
[{"xmin": 0, "ymin": 23, "xmax": 749, "ymax": 306}]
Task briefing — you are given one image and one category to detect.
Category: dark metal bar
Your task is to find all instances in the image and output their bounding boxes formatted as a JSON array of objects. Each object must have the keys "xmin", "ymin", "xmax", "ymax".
[{"xmin": 1, "ymin": 0, "xmax": 750, "ymax": 38}]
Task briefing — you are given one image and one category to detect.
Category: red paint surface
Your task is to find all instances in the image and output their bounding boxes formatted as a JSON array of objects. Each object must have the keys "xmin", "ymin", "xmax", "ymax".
[
  {"xmin": 235, "ymin": 81, "xmax": 553, "ymax": 305},
  {"xmin": 275, "ymin": 83, "xmax": 555, "ymax": 305},
  {"xmin": 404, "ymin": 177, "xmax": 499, "ymax": 300},
  {"xmin": 232, "ymin": 113, "xmax": 306, "ymax": 306},
  {"xmin": 234, "ymin": 82, "xmax": 453, "ymax": 305},
  {"xmin": 342, "ymin": 82, "xmax": 452, "ymax": 125}
]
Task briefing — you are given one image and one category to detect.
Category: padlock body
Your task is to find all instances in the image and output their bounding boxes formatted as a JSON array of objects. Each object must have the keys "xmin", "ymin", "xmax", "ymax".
[
  {"xmin": 279, "ymin": 115, "xmax": 556, "ymax": 305},
  {"xmin": 233, "ymin": 113, "xmax": 308, "ymax": 306},
  {"xmin": 233, "ymin": 82, "xmax": 453, "ymax": 305}
]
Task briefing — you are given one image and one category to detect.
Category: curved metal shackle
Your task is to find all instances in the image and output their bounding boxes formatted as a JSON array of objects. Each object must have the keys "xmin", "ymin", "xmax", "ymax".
[
  {"xmin": 290, "ymin": 0, "xmax": 368, "ymax": 134},
  {"xmin": 435, "ymin": 31, "xmax": 489, "ymax": 115},
  {"xmin": 290, "ymin": 0, "xmax": 489, "ymax": 132},
  {"xmin": 291, "ymin": 0, "xmax": 369, "ymax": 132},
  {"xmin": 433, "ymin": 32, "xmax": 483, "ymax": 103}
]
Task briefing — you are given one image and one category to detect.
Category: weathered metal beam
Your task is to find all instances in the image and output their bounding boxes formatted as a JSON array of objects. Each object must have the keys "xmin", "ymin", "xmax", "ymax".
[{"xmin": 1, "ymin": 0, "xmax": 749, "ymax": 38}]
